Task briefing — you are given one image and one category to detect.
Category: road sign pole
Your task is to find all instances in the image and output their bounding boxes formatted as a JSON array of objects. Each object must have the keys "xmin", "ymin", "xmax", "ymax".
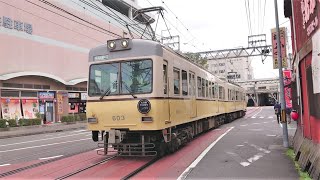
[{"xmin": 274, "ymin": 0, "xmax": 289, "ymax": 148}]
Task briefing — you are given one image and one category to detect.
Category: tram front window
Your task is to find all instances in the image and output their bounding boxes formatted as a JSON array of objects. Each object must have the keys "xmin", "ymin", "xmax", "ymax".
[{"xmin": 88, "ymin": 59, "xmax": 152, "ymax": 97}]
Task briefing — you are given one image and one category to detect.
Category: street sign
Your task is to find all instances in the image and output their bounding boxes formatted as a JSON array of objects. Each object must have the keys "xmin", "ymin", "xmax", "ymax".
[{"xmin": 271, "ymin": 27, "xmax": 288, "ymax": 69}]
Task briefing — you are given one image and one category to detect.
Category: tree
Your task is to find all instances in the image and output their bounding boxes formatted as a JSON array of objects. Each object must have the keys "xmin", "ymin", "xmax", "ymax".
[{"xmin": 184, "ymin": 52, "xmax": 209, "ymax": 69}]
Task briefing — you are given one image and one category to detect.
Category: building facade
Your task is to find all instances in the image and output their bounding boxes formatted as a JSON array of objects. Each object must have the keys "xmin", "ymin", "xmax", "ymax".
[
  {"xmin": 207, "ymin": 57, "xmax": 254, "ymax": 82},
  {"xmin": 0, "ymin": 0, "xmax": 151, "ymax": 122}
]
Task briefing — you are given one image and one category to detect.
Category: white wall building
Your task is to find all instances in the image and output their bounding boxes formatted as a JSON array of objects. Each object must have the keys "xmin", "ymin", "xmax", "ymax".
[{"xmin": 207, "ymin": 57, "xmax": 254, "ymax": 82}]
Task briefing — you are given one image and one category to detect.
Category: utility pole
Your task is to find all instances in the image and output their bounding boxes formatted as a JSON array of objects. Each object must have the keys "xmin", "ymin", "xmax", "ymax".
[{"xmin": 274, "ymin": 0, "xmax": 289, "ymax": 148}]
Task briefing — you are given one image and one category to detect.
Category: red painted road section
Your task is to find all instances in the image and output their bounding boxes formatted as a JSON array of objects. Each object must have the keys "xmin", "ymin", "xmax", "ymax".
[
  {"xmin": 68, "ymin": 157, "xmax": 152, "ymax": 179},
  {"xmin": 132, "ymin": 127, "xmax": 229, "ymax": 180},
  {"xmin": 3, "ymin": 149, "xmax": 105, "ymax": 179},
  {"xmin": 0, "ymin": 159, "xmax": 42, "ymax": 173}
]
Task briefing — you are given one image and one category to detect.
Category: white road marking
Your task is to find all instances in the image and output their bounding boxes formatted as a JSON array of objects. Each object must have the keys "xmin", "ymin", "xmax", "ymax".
[
  {"xmin": 0, "ymin": 138, "xmax": 91, "ymax": 153},
  {"xmin": 252, "ymin": 123, "xmax": 260, "ymax": 125},
  {"xmin": 39, "ymin": 155, "xmax": 63, "ymax": 160},
  {"xmin": 240, "ymin": 124, "xmax": 248, "ymax": 127},
  {"xmin": 263, "ymin": 122, "xmax": 268, "ymax": 124},
  {"xmin": 259, "ymin": 117, "xmax": 264, "ymax": 119},
  {"xmin": 251, "ymin": 108, "xmax": 263, "ymax": 118},
  {"xmin": 0, "ymin": 132, "xmax": 90, "ymax": 147},
  {"xmin": 177, "ymin": 127, "xmax": 234, "ymax": 180},
  {"xmin": 237, "ymin": 145, "xmax": 244, "ymax": 147},
  {"xmin": 267, "ymin": 134, "xmax": 277, "ymax": 137},
  {"xmin": 251, "ymin": 117, "xmax": 256, "ymax": 119},
  {"xmin": 0, "ymin": 164, "xmax": 11, "ymax": 167},
  {"xmin": 72, "ymin": 130, "xmax": 87, "ymax": 133},
  {"xmin": 247, "ymin": 152, "xmax": 264, "ymax": 163},
  {"xmin": 226, "ymin": 151, "xmax": 251, "ymax": 167},
  {"xmin": 280, "ymin": 123, "xmax": 283, "ymax": 128},
  {"xmin": 247, "ymin": 143, "xmax": 271, "ymax": 154},
  {"xmin": 268, "ymin": 116, "xmax": 273, "ymax": 119}
]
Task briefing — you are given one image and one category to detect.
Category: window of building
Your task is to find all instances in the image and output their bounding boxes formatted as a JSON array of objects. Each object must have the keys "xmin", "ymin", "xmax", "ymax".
[
  {"xmin": 1, "ymin": 91, "xmax": 19, "ymax": 97},
  {"xmin": 182, "ymin": 70, "xmax": 188, "ymax": 96},
  {"xmin": 173, "ymin": 68, "xmax": 180, "ymax": 95},
  {"xmin": 21, "ymin": 91, "xmax": 37, "ymax": 97},
  {"xmin": 197, "ymin": 77, "xmax": 202, "ymax": 97}
]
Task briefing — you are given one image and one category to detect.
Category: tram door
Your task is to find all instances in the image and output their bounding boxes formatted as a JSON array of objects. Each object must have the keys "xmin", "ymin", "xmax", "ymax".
[
  {"xmin": 189, "ymin": 72, "xmax": 197, "ymax": 118},
  {"xmin": 163, "ymin": 62, "xmax": 170, "ymax": 123}
]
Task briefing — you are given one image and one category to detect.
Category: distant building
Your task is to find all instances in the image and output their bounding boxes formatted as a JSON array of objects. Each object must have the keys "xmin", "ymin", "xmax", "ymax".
[
  {"xmin": 207, "ymin": 57, "xmax": 254, "ymax": 82},
  {"xmin": 0, "ymin": 0, "xmax": 152, "ymax": 122}
]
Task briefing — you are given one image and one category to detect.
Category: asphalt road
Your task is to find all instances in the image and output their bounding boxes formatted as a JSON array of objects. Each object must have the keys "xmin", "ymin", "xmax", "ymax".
[
  {"xmin": 0, "ymin": 129, "xmax": 97, "ymax": 167},
  {"xmin": 185, "ymin": 106, "xmax": 299, "ymax": 180}
]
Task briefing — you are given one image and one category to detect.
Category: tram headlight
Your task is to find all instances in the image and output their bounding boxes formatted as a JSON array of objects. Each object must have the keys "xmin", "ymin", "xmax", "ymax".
[
  {"xmin": 121, "ymin": 39, "xmax": 129, "ymax": 48},
  {"xmin": 108, "ymin": 41, "xmax": 116, "ymax": 50}
]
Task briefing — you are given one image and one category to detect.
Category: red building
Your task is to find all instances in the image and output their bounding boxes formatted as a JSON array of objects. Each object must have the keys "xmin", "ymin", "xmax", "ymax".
[{"xmin": 284, "ymin": 0, "xmax": 320, "ymax": 178}]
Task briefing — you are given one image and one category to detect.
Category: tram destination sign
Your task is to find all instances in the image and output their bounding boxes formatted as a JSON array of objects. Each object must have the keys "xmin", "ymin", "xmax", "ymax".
[{"xmin": 0, "ymin": 16, "xmax": 33, "ymax": 34}]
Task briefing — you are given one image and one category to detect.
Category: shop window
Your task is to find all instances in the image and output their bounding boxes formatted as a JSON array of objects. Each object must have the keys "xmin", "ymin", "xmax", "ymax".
[
  {"xmin": 182, "ymin": 70, "xmax": 188, "ymax": 96},
  {"xmin": 43, "ymin": 85, "xmax": 50, "ymax": 89},
  {"xmin": 173, "ymin": 68, "xmax": 180, "ymax": 95},
  {"xmin": 34, "ymin": 85, "xmax": 42, "ymax": 89},
  {"xmin": 23, "ymin": 84, "xmax": 33, "ymax": 89},
  {"xmin": 1, "ymin": 91, "xmax": 19, "ymax": 97},
  {"xmin": 306, "ymin": 67, "xmax": 320, "ymax": 118},
  {"xmin": 21, "ymin": 91, "xmax": 37, "ymax": 97}
]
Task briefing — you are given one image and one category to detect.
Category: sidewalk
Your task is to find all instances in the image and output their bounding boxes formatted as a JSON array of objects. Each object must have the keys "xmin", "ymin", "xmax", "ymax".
[
  {"xmin": 0, "ymin": 121, "xmax": 87, "ymax": 139},
  {"xmin": 183, "ymin": 106, "xmax": 299, "ymax": 180}
]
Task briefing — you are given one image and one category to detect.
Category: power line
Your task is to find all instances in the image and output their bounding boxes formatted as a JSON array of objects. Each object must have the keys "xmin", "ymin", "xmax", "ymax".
[
  {"xmin": 261, "ymin": 0, "xmax": 267, "ymax": 33},
  {"xmin": 244, "ymin": 0, "xmax": 252, "ymax": 35}
]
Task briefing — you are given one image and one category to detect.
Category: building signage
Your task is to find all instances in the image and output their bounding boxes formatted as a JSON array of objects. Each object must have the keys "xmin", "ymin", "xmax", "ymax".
[
  {"xmin": 57, "ymin": 93, "xmax": 63, "ymax": 115},
  {"xmin": 0, "ymin": 16, "xmax": 33, "ymax": 34},
  {"xmin": 271, "ymin": 27, "xmax": 288, "ymax": 69},
  {"xmin": 39, "ymin": 92, "xmax": 55, "ymax": 99},
  {"xmin": 301, "ymin": 0, "xmax": 319, "ymax": 37},
  {"xmin": 68, "ymin": 92, "xmax": 80, "ymax": 99},
  {"xmin": 81, "ymin": 93, "xmax": 88, "ymax": 100},
  {"xmin": 312, "ymin": 30, "xmax": 320, "ymax": 94},
  {"xmin": 283, "ymin": 70, "xmax": 292, "ymax": 108}
]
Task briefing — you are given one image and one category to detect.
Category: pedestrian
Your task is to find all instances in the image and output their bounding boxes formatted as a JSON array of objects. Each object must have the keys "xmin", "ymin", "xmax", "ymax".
[{"xmin": 274, "ymin": 101, "xmax": 281, "ymax": 124}]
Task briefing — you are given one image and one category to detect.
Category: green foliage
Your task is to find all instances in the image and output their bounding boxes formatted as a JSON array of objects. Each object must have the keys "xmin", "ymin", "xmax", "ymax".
[
  {"xmin": 78, "ymin": 113, "xmax": 87, "ymax": 121},
  {"xmin": 184, "ymin": 52, "xmax": 209, "ymax": 69},
  {"xmin": 19, "ymin": 118, "xmax": 42, "ymax": 126},
  {"xmin": 0, "ymin": 119, "xmax": 7, "ymax": 128},
  {"xmin": 8, "ymin": 119, "xmax": 18, "ymax": 127},
  {"xmin": 35, "ymin": 112, "xmax": 41, "ymax": 119},
  {"xmin": 286, "ymin": 149, "xmax": 312, "ymax": 180},
  {"xmin": 61, "ymin": 115, "xmax": 75, "ymax": 123}
]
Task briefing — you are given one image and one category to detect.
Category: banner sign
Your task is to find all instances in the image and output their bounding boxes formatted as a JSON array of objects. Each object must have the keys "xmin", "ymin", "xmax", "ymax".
[
  {"xmin": 57, "ymin": 93, "xmax": 63, "ymax": 115},
  {"xmin": 39, "ymin": 92, "xmax": 55, "ymax": 99},
  {"xmin": 283, "ymin": 70, "xmax": 292, "ymax": 108},
  {"xmin": 312, "ymin": 29, "xmax": 320, "ymax": 94},
  {"xmin": 271, "ymin": 27, "xmax": 288, "ymax": 69}
]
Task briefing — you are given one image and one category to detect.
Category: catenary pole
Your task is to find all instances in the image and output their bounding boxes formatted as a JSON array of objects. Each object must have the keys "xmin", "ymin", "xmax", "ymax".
[{"xmin": 274, "ymin": 0, "xmax": 289, "ymax": 148}]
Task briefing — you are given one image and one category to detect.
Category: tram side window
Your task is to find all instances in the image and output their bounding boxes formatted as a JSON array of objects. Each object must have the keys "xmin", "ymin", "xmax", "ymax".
[
  {"xmin": 219, "ymin": 86, "xmax": 224, "ymax": 100},
  {"xmin": 212, "ymin": 82, "xmax": 215, "ymax": 98},
  {"xmin": 197, "ymin": 77, "xmax": 202, "ymax": 97},
  {"xmin": 205, "ymin": 80, "xmax": 209, "ymax": 98},
  {"xmin": 163, "ymin": 64, "xmax": 167, "ymax": 95},
  {"xmin": 173, "ymin": 68, "xmax": 180, "ymax": 95},
  {"xmin": 202, "ymin": 78, "xmax": 206, "ymax": 97},
  {"xmin": 209, "ymin": 81, "xmax": 212, "ymax": 99},
  {"xmin": 182, "ymin": 70, "xmax": 188, "ymax": 96}
]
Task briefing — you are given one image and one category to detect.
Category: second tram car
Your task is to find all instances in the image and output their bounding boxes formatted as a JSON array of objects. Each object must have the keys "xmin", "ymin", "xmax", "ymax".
[{"xmin": 87, "ymin": 38, "xmax": 246, "ymax": 156}]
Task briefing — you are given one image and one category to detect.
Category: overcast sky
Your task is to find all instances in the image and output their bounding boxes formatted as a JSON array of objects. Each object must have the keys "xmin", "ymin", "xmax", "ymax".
[{"xmin": 137, "ymin": 0, "xmax": 291, "ymax": 79}]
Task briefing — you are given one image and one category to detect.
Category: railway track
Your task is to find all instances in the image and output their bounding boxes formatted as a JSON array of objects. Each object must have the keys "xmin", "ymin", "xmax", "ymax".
[
  {"xmin": 0, "ymin": 147, "xmax": 97, "ymax": 178},
  {"xmin": 55, "ymin": 155, "xmax": 117, "ymax": 180},
  {"xmin": 54, "ymin": 156, "xmax": 158, "ymax": 180}
]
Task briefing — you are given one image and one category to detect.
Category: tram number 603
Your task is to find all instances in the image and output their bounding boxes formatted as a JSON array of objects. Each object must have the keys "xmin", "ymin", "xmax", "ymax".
[{"xmin": 112, "ymin": 115, "xmax": 125, "ymax": 121}]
